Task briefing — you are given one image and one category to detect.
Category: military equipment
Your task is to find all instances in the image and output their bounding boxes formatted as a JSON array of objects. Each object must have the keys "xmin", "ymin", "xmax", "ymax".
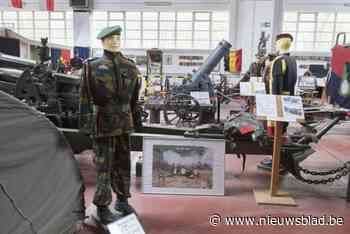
[
  {"xmin": 0, "ymin": 90, "xmax": 84, "ymax": 234},
  {"xmin": 0, "ymin": 51, "xmax": 349, "ymax": 203},
  {"xmin": 174, "ymin": 40, "xmax": 232, "ymax": 96},
  {"xmin": 161, "ymin": 40, "xmax": 232, "ymax": 126},
  {"xmin": 0, "ymin": 53, "xmax": 80, "ymax": 128}
]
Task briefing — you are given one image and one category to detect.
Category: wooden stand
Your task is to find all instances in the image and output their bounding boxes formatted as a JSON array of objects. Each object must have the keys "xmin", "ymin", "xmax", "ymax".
[
  {"xmin": 347, "ymin": 173, "xmax": 350, "ymax": 203},
  {"xmin": 254, "ymin": 121, "xmax": 297, "ymax": 206}
]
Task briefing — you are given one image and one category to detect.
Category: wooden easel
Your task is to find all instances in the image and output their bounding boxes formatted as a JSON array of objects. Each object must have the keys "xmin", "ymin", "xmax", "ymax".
[
  {"xmin": 254, "ymin": 95, "xmax": 298, "ymax": 206},
  {"xmin": 254, "ymin": 121, "xmax": 297, "ymax": 206}
]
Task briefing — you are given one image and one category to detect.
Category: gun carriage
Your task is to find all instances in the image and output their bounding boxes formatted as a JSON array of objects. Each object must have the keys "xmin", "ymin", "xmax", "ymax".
[{"xmin": 0, "ymin": 53, "xmax": 80, "ymax": 128}]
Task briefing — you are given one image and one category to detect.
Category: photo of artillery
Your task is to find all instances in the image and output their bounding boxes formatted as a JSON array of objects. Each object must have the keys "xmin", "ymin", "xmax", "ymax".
[{"xmin": 152, "ymin": 145, "xmax": 214, "ymax": 189}]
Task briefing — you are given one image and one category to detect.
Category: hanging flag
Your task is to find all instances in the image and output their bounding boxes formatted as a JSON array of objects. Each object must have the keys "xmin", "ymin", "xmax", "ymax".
[
  {"xmin": 61, "ymin": 49, "xmax": 71, "ymax": 63},
  {"xmin": 229, "ymin": 49, "xmax": 242, "ymax": 73},
  {"xmin": 11, "ymin": 0, "xmax": 22, "ymax": 8},
  {"xmin": 47, "ymin": 0, "xmax": 55, "ymax": 11}
]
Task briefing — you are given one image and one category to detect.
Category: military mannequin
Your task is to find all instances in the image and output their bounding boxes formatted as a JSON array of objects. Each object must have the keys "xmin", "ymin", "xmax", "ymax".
[
  {"xmin": 79, "ymin": 26, "xmax": 141, "ymax": 224},
  {"xmin": 258, "ymin": 33, "xmax": 297, "ymax": 171}
]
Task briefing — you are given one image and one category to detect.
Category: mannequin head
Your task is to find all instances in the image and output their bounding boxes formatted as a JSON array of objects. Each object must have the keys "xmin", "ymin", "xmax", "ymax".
[
  {"xmin": 275, "ymin": 33, "xmax": 293, "ymax": 54},
  {"xmin": 97, "ymin": 25, "xmax": 122, "ymax": 52},
  {"xmin": 102, "ymin": 35, "xmax": 121, "ymax": 52}
]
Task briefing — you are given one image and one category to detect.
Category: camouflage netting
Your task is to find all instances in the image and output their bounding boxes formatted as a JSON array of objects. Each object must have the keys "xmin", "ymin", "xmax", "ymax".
[{"xmin": 0, "ymin": 91, "xmax": 84, "ymax": 234}]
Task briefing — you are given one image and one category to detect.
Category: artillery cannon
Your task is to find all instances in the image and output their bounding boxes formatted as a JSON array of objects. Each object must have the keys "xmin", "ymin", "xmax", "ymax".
[
  {"xmin": 161, "ymin": 40, "xmax": 232, "ymax": 126},
  {"xmin": 0, "ymin": 53, "xmax": 80, "ymax": 128}
]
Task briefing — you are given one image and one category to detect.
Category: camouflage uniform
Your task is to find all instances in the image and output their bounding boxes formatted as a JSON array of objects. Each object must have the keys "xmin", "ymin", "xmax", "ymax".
[{"xmin": 79, "ymin": 50, "xmax": 141, "ymax": 207}]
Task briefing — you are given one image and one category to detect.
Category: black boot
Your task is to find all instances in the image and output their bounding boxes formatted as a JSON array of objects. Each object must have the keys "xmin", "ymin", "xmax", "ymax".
[
  {"xmin": 114, "ymin": 196, "xmax": 137, "ymax": 216},
  {"xmin": 96, "ymin": 206, "xmax": 120, "ymax": 225}
]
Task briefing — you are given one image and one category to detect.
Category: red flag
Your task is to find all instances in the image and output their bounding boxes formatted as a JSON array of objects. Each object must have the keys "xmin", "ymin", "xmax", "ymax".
[
  {"xmin": 47, "ymin": 0, "xmax": 54, "ymax": 11},
  {"xmin": 11, "ymin": 0, "xmax": 22, "ymax": 8},
  {"xmin": 61, "ymin": 49, "xmax": 71, "ymax": 63},
  {"xmin": 331, "ymin": 45, "xmax": 350, "ymax": 78}
]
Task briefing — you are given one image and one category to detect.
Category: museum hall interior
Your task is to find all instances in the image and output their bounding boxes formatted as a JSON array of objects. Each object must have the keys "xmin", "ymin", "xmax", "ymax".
[{"xmin": 0, "ymin": 0, "xmax": 350, "ymax": 234}]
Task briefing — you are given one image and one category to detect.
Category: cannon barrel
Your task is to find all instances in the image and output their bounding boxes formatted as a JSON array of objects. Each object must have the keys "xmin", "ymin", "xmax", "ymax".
[
  {"xmin": 176, "ymin": 40, "xmax": 232, "ymax": 96},
  {"xmin": 0, "ymin": 68, "xmax": 24, "ymax": 83},
  {"xmin": 192, "ymin": 40, "xmax": 232, "ymax": 84},
  {"xmin": 0, "ymin": 53, "xmax": 36, "ymax": 70},
  {"xmin": 0, "ymin": 68, "xmax": 26, "ymax": 95}
]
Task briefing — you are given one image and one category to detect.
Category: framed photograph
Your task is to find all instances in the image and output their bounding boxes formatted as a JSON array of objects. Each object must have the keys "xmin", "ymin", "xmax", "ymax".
[{"xmin": 142, "ymin": 135, "xmax": 225, "ymax": 196}]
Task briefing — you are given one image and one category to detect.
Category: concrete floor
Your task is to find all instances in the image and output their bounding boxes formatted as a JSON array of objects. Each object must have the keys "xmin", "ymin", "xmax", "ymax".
[{"xmin": 75, "ymin": 120, "xmax": 350, "ymax": 234}]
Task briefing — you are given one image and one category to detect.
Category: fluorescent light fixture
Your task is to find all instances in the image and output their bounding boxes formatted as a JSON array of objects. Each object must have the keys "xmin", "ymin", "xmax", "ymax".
[{"xmin": 144, "ymin": 1, "xmax": 172, "ymax": 6}]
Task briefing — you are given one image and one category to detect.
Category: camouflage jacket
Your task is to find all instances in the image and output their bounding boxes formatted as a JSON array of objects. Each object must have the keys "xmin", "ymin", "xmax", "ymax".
[{"xmin": 79, "ymin": 50, "xmax": 141, "ymax": 138}]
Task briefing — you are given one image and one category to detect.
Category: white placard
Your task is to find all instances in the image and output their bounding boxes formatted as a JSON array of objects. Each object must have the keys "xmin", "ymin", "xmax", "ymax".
[
  {"xmin": 107, "ymin": 214, "xmax": 145, "ymax": 234},
  {"xmin": 250, "ymin": 76, "xmax": 263, "ymax": 82},
  {"xmin": 256, "ymin": 94, "xmax": 278, "ymax": 118},
  {"xmin": 316, "ymin": 78, "xmax": 326, "ymax": 87},
  {"xmin": 297, "ymin": 76, "xmax": 317, "ymax": 90},
  {"xmin": 190, "ymin": 91, "xmax": 211, "ymax": 105},
  {"xmin": 281, "ymin": 96, "xmax": 304, "ymax": 122},
  {"xmin": 255, "ymin": 94, "xmax": 304, "ymax": 122},
  {"xmin": 254, "ymin": 82, "xmax": 267, "ymax": 95},
  {"xmin": 240, "ymin": 82, "xmax": 252, "ymax": 96},
  {"xmin": 240, "ymin": 82, "xmax": 266, "ymax": 96},
  {"xmin": 153, "ymin": 85, "xmax": 161, "ymax": 92}
]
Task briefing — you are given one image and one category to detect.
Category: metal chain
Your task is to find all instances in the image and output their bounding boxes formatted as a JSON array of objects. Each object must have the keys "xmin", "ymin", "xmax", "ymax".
[
  {"xmin": 295, "ymin": 162, "xmax": 350, "ymax": 185},
  {"xmin": 297, "ymin": 162, "xmax": 349, "ymax": 176}
]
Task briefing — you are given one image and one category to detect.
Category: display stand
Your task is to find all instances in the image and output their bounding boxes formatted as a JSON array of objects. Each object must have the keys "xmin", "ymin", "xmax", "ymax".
[
  {"xmin": 254, "ymin": 95, "xmax": 305, "ymax": 206},
  {"xmin": 87, "ymin": 205, "xmax": 145, "ymax": 234},
  {"xmin": 254, "ymin": 121, "xmax": 297, "ymax": 206},
  {"xmin": 347, "ymin": 173, "xmax": 350, "ymax": 202}
]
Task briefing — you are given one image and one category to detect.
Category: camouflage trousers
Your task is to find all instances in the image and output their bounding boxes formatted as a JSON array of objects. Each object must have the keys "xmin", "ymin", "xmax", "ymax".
[{"xmin": 92, "ymin": 134, "xmax": 131, "ymax": 207}]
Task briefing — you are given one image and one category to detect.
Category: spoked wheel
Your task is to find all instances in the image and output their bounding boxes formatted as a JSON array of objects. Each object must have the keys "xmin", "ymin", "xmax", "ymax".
[{"xmin": 163, "ymin": 93, "xmax": 200, "ymax": 127}]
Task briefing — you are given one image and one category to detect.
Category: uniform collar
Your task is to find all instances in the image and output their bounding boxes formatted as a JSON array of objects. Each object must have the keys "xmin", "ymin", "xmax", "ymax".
[
  {"xmin": 279, "ymin": 51, "xmax": 290, "ymax": 56},
  {"xmin": 103, "ymin": 50, "xmax": 121, "ymax": 60}
]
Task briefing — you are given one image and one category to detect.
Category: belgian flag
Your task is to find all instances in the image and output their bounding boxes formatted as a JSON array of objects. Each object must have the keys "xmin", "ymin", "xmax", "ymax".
[
  {"xmin": 224, "ymin": 49, "xmax": 242, "ymax": 73},
  {"xmin": 229, "ymin": 49, "xmax": 242, "ymax": 73}
]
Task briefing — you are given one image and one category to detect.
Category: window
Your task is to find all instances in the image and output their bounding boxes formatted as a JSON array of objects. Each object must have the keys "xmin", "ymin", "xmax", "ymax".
[
  {"xmin": 0, "ymin": 11, "xmax": 73, "ymax": 46},
  {"xmin": 92, "ymin": 11, "xmax": 229, "ymax": 49},
  {"xmin": 211, "ymin": 11, "xmax": 229, "ymax": 48},
  {"xmin": 283, "ymin": 11, "xmax": 350, "ymax": 52}
]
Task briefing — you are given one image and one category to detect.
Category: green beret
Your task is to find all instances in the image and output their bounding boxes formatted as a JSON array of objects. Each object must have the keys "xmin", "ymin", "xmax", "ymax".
[
  {"xmin": 276, "ymin": 33, "xmax": 293, "ymax": 42},
  {"xmin": 97, "ymin": 26, "xmax": 122, "ymax": 40}
]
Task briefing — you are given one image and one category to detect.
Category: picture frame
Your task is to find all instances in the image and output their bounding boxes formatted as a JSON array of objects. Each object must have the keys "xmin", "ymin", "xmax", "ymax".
[{"xmin": 142, "ymin": 135, "xmax": 225, "ymax": 196}]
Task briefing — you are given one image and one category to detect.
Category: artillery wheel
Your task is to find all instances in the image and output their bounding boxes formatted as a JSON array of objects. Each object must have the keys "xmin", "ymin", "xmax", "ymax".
[{"xmin": 163, "ymin": 93, "xmax": 200, "ymax": 127}]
